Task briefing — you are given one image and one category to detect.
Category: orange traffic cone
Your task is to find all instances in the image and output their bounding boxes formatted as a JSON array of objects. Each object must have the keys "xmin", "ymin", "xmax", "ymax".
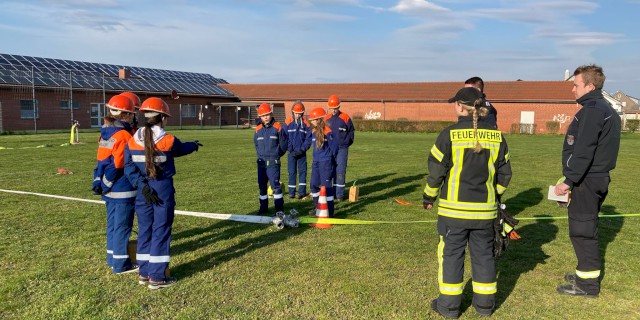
[{"xmin": 311, "ymin": 186, "xmax": 331, "ymax": 229}]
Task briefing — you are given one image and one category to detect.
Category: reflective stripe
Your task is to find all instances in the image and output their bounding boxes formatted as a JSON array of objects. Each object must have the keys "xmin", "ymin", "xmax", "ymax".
[
  {"xmin": 439, "ymin": 199, "xmax": 496, "ymax": 211},
  {"xmin": 131, "ymin": 155, "xmax": 167, "ymax": 163},
  {"xmin": 259, "ymin": 195, "xmax": 268, "ymax": 200},
  {"xmin": 99, "ymin": 138, "xmax": 116, "ymax": 149},
  {"xmin": 273, "ymin": 193, "xmax": 283, "ymax": 199},
  {"xmin": 104, "ymin": 190, "xmax": 137, "ymax": 199},
  {"xmin": 439, "ymin": 282, "xmax": 464, "ymax": 295},
  {"xmin": 93, "ymin": 177, "xmax": 101, "ymax": 182},
  {"xmin": 311, "ymin": 192, "xmax": 319, "ymax": 197},
  {"xmin": 424, "ymin": 184, "xmax": 439, "ymax": 197},
  {"xmin": 113, "ymin": 254, "xmax": 129, "ymax": 259},
  {"xmin": 269, "ymin": 136, "xmax": 278, "ymax": 139},
  {"xmin": 430, "ymin": 145, "xmax": 443, "ymax": 162},
  {"xmin": 437, "ymin": 235, "xmax": 444, "ymax": 285},
  {"xmin": 496, "ymin": 184, "xmax": 507, "ymax": 194},
  {"xmin": 149, "ymin": 255, "xmax": 170, "ymax": 263},
  {"xmin": 102, "ymin": 176, "xmax": 114, "ymax": 188},
  {"xmin": 576, "ymin": 269, "xmax": 601, "ymax": 279},
  {"xmin": 326, "ymin": 196, "xmax": 334, "ymax": 201},
  {"xmin": 448, "ymin": 147, "xmax": 463, "ymax": 201},
  {"xmin": 334, "ymin": 184, "xmax": 345, "ymax": 187},
  {"xmin": 107, "ymin": 250, "xmax": 114, "ymax": 254},
  {"xmin": 472, "ymin": 281, "xmax": 497, "ymax": 294},
  {"xmin": 299, "ymin": 183, "xmax": 306, "ymax": 186},
  {"xmin": 137, "ymin": 253, "xmax": 150, "ymax": 261},
  {"xmin": 288, "ymin": 185, "xmax": 297, "ymax": 188},
  {"xmin": 438, "ymin": 208, "xmax": 496, "ymax": 220}
]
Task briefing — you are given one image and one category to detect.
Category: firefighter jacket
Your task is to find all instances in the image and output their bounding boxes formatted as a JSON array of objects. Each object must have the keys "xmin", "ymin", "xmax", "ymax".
[
  {"xmin": 562, "ymin": 89, "xmax": 621, "ymax": 188},
  {"xmin": 325, "ymin": 111, "xmax": 355, "ymax": 148},
  {"xmin": 94, "ymin": 120, "xmax": 136, "ymax": 202},
  {"xmin": 311, "ymin": 126, "xmax": 339, "ymax": 162},
  {"xmin": 424, "ymin": 116, "xmax": 512, "ymax": 229},
  {"xmin": 284, "ymin": 116, "xmax": 312, "ymax": 155},
  {"xmin": 254, "ymin": 117, "xmax": 287, "ymax": 161},
  {"xmin": 124, "ymin": 126, "xmax": 199, "ymax": 190}
]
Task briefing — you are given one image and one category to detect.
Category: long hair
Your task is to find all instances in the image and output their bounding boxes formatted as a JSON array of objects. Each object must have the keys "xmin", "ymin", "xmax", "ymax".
[
  {"xmin": 143, "ymin": 114, "xmax": 163, "ymax": 179},
  {"xmin": 460, "ymin": 98, "xmax": 489, "ymax": 153},
  {"xmin": 314, "ymin": 118, "xmax": 326, "ymax": 150}
]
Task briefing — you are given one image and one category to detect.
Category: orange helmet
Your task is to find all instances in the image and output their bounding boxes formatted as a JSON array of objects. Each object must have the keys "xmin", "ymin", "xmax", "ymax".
[
  {"xmin": 292, "ymin": 100, "xmax": 305, "ymax": 114},
  {"xmin": 327, "ymin": 95, "xmax": 340, "ymax": 108},
  {"xmin": 140, "ymin": 97, "xmax": 171, "ymax": 117},
  {"xmin": 308, "ymin": 107, "xmax": 326, "ymax": 120},
  {"xmin": 257, "ymin": 103, "xmax": 272, "ymax": 116},
  {"xmin": 106, "ymin": 95, "xmax": 135, "ymax": 114},
  {"xmin": 119, "ymin": 92, "xmax": 141, "ymax": 108}
]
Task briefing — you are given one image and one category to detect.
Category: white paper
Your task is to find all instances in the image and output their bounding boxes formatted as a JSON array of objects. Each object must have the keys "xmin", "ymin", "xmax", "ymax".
[{"xmin": 548, "ymin": 185, "xmax": 569, "ymax": 202}]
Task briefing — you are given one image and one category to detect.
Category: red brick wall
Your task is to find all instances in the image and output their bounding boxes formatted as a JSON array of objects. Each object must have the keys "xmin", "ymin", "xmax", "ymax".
[{"xmin": 280, "ymin": 100, "xmax": 580, "ymax": 134}]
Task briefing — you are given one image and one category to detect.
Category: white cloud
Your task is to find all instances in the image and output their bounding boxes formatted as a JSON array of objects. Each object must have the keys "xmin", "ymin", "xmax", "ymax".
[{"xmin": 390, "ymin": 0, "xmax": 449, "ymax": 13}]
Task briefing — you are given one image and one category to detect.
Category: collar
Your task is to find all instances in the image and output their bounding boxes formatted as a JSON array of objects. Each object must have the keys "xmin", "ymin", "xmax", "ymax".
[
  {"xmin": 577, "ymin": 89, "xmax": 603, "ymax": 105},
  {"xmin": 134, "ymin": 125, "xmax": 166, "ymax": 146}
]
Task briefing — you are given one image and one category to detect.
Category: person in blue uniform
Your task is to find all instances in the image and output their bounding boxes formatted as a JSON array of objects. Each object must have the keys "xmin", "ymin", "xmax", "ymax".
[
  {"xmin": 324, "ymin": 95, "xmax": 354, "ymax": 202},
  {"xmin": 284, "ymin": 100, "xmax": 312, "ymax": 199},
  {"xmin": 93, "ymin": 94, "xmax": 139, "ymax": 274},
  {"xmin": 424, "ymin": 87, "xmax": 512, "ymax": 318},
  {"xmin": 254, "ymin": 103, "xmax": 288, "ymax": 215},
  {"xmin": 308, "ymin": 107, "xmax": 339, "ymax": 217},
  {"xmin": 124, "ymin": 97, "xmax": 202, "ymax": 290}
]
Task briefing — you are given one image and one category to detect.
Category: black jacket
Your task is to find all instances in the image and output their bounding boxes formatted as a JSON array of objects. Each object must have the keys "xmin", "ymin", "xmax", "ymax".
[{"xmin": 562, "ymin": 90, "xmax": 620, "ymax": 187}]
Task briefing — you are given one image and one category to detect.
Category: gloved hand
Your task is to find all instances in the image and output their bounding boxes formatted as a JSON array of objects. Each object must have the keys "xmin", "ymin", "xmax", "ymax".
[
  {"xmin": 194, "ymin": 140, "xmax": 203, "ymax": 151},
  {"xmin": 422, "ymin": 193, "xmax": 434, "ymax": 210},
  {"xmin": 142, "ymin": 185, "xmax": 161, "ymax": 205},
  {"xmin": 91, "ymin": 182, "xmax": 103, "ymax": 195}
]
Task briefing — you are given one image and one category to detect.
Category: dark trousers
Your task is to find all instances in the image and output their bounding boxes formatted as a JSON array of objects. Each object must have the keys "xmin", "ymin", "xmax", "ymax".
[
  {"xmin": 568, "ymin": 176, "xmax": 609, "ymax": 294},
  {"xmin": 311, "ymin": 160, "xmax": 335, "ymax": 217},
  {"xmin": 257, "ymin": 159, "xmax": 283, "ymax": 213},
  {"xmin": 136, "ymin": 200, "xmax": 175, "ymax": 281},
  {"xmin": 333, "ymin": 147, "xmax": 349, "ymax": 199},
  {"xmin": 287, "ymin": 152, "xmax": 307, "ymax": 197},
  {"xmin": 435, "ymin": 220, "xmax": 496, "ymax": 317},
  {"xmin": 106, "ymin": 201, "xmax": 135, "ymax": 272}
]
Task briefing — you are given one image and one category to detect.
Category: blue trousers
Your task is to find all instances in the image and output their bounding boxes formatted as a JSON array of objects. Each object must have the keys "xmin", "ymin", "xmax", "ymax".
[
  {"xmin": 257, "ymin": 159, "xmax": 283, "ymax": 213},
  {"xmin": 135, "ymin": 186, "xmax": 175, "ymax": 282},
  {"xmin": 334, "ymin": 147, "xmax": 349, "ymax": 199},
  {"xmin": 105, "ymin": 201, "xmax": 135, "ymax": 272},
  {"xmin": 287, "ymin": 152, "xmax": 308, "ymax": 197},
  {"xmin": 311, "ymin": 160, "xmax": 335, "ymax": 217}
]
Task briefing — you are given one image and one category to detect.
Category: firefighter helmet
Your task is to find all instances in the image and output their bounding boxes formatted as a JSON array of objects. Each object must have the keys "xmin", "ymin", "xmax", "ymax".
[
  {"xmin": 257, "ymin": 103, "xmax": 272, "ymax": 116},
  {"xmin": 327, "ymin": 95, "xmax": 340, "ymax": 108},
  {"xmin": 119, "ymin": 92, "xmax": 141, "ymax": 108},
  {"xmin": 292, "ymin": 100, "xmax": 305, "ymax": 113},
  {"xmin": 308, "ymin": 107, "xmax": 326, "ymax": 120},
  {"xmin": 140, "ymin": 97, "xmax": 171, "ymax": 117},
  {"xmin": 106, "ymin": 95, "xmax": 135, "ymax": 114}
]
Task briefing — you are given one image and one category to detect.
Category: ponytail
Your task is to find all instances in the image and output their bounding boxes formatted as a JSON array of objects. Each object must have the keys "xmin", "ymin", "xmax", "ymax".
[
  {"xmin": 314, "ymin": 118, "xmax": 326, "ymax": 150},
  {"xmin": 463, "ymin": 98, "xmax": 490, "ymax": 153},
  {"xmin": 143, "ymin": 114, "xmax": 164, "ymax": 179}
]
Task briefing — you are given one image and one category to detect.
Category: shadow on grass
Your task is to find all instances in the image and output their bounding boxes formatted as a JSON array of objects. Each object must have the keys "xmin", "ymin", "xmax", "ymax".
[
  {"xmin": 598, "ymin": 204, "xmax": 624, "ymax": 282},
  {"xmin": 336, "ymin": 173, "xmax": 425, "ymax": 217},
  {"xmin": 170, "ymin": 213, "xmax": 308, "ymax": 280},
  {"xmin": 503, "ymin": 187, "xmax": 544, "ymax": 216},
  {"xmin": 492, "ymin": 215, "xmax": 557, "ymax": 311}
]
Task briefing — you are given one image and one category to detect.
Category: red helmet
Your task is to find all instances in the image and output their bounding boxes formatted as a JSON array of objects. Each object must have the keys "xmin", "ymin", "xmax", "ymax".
[
  {"xmin": 308, "ymin": 107, "xmax": 326, "ymax": 120},
  {"xmin": 119, "ymin": 92, "xmax": 141, "ymax": 108},
  {"xmin": 257, "ymin": 103, "xmax": 272, "ymax": 116},
  {"xmin": 106, "ymin": 95, "xmax": 135, "ymax": 114},
  {"xmin": 292, "ymin": 101, "xmax": 305, "ymax": 113},
  {"xmin": 327, "ymin": 95, "xmax": 340, "ymax": 108},
  {"xmin": 140, "ymin": 97, "xmax": 171, "ymax": 117}
]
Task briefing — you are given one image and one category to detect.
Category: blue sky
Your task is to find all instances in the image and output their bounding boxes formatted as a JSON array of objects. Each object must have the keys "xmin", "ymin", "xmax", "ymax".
[{"xmin": 1, "ymin": 0, "xmax": 638, "ymax": 95}]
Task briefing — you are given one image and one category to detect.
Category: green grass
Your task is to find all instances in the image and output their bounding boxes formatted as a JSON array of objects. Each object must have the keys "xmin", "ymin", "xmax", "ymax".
[{"xmin": 1, "ymin": 130, "xmax": 639, "ymax": 319}]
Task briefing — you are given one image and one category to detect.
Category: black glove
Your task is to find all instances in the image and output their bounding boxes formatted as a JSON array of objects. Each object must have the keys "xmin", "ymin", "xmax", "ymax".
[
  {"xmin": 422, "ymin": 193, "xmax": 434, "ymax": 210},
  {"xmin": 194, "ymin": 140, "xmax": 203, "ymax": 151},
  {"xmin": 91, "ymin": 182, "xmax": 103, "ymax": 195},
  {"xmin": 142, "ymin": 185, "xmax": 161, "ymax": 205}
]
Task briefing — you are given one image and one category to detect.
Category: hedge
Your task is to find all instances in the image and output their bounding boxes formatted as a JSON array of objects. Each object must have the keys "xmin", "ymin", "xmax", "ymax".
[{"xmin": 352, "ymin": 119, "xmax": 455, "ymax": 133}]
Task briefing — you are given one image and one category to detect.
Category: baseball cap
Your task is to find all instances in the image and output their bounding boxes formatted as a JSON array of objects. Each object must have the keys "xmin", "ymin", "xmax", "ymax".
[{"xmin": 448, "ymin": 87, "xmax": 483, "ymax": 104}]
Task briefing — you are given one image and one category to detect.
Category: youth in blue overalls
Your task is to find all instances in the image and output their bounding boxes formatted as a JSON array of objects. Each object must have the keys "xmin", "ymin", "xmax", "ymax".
[
  {"xmin": 254, "ymin": 103, "xmax": 288, "ymax": 214},
  {"xmin": 324, "ymin": 95, "xmax": 355, "ymax": 201},
  {"xmin": 284, "ymin": 101, "xmax": 312, "ymax": 199},
  {"xmin": 308, "ymin": 108, "xmax": 339, "ymax": 217}
]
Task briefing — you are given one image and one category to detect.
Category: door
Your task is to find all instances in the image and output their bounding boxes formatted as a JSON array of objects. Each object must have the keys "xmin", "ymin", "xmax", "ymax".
[{"xmin": 90, "ymin": 103, "xmax": 104, "ymax": 128}]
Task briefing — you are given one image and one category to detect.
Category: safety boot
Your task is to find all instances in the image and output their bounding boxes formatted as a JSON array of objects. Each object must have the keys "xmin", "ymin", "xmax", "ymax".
[{"xmin": 556, "ymin": 283, "xmax": 599, "ymax": 298}]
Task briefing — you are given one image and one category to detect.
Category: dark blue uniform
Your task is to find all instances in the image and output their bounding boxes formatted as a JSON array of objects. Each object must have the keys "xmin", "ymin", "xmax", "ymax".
[
  {"xmin": 324, "ymin": 111, "xmax": 355, "ymax": 200},
  {"xmin": 284, "ymin": 116, "xmax": 312, "ymax": 197},
  {"xmin": 310, "ymin": 126, "xmax": 339, "ymax": 217},
  {"xmin": 254, "ymin": 117, "xmax": 288, "ymax": 213}
]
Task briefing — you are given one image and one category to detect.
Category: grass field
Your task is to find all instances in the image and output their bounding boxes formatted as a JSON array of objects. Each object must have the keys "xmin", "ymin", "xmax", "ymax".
[{"xmin": 1, "ymin": 129, "xmax": 639, "ymax": 319}]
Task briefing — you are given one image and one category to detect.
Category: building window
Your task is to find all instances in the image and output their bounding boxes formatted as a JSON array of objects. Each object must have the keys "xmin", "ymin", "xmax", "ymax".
[
  {"xmin": 60, "ymin": 100, "xmax": 80, "ymax": 110},
  {"xmin": 20, "ymin": 100, "xmax": 39, "ymax": 119},
  {"xmin": 181, "ymin": 104, "xmax": 197, "ymax": 118}
]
